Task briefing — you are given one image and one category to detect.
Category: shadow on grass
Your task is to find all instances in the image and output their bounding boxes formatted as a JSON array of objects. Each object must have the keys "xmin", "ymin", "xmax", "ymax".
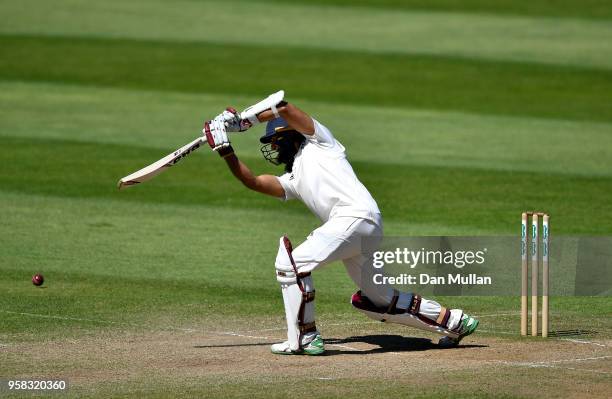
[
  {"xmin": 193, "ymin": 334, "xmax": 488, "ymax": 354},
  {"xmin": 324, "ymin": 335, "xmax": 487, "ymax": 355}
]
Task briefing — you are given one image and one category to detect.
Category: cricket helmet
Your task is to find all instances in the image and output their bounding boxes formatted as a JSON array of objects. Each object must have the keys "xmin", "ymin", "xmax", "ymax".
[
  {"xmin": 260, "ymin": 117, "xmax": 294, "ymax": 143},
  {"xmin": 259, "ymin": 117, "xmax": 304, "ymax": 171}
]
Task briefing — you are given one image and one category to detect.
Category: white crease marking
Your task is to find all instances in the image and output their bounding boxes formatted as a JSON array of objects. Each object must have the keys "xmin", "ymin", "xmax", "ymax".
[
  {"xmin": 543, "ymin": 355, "xmax": 611, "ymax": 364},
  {"xmin": 0, "ymin": 310, "xmax": 123, "ymax": 324},
  {"xmin": 533, "ymin": 365, "xmax": 611, "ymax": 375},
  {"xmin": 476, "ymin": 329, "xmax": 515, "ymax": 335},
  {"xmin": 244, "ymin": 326, "xmax": 286, "ymax": 332},
  {"xmin": 562, "ymin": 339, "xmax": 608, "ymax": 348},
  {"xmin": 2, "ymin": 310, "xmax": 207, "ymax": 334},
  {"xmin": 474, "ymin": 312, "xmax": 520, "ymax": 318},
  {"xmin": 221, "ymin": 332, "xmax": 272, "ymax": 340},
  {"xmin": 243, "ymin": 320, "xmax": 378, "ymax": 333},
  {"xmin": 327, "ymin": 343, "xmax": 364, "ymax": 352},
  {"xmin": 497, "ymin": 355, "xmax": 612, "ymax": 373}
]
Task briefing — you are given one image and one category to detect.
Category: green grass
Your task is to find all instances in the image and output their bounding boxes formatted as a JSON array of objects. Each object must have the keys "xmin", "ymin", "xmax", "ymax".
[
  {"xmin": 2, "ymin": 134, "xmax": 612, "ymax": 234},
  {"xmin": 3, "ymin": 81, "xmax": 612, "ymax": 177},
  {"xmin": 2, "ymin": 35, "xmax": 612, "ymax": 122},
  {"xmin": 0, "ymin": 375, "xmax": 532, "ymax": 399},
  {"xmin": 2, "ymin": 0, "xmax": 612, "ymax": 69},
  {"xmin": 1, "ymin": 1, "xmax": 611, "ymax": 397},
  {"xmin": 267, "ymin": 0, "xmax": 612, "ymax": 19}
]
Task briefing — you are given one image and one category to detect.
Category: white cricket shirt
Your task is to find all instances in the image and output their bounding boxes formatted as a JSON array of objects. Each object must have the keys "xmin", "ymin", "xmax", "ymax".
[{"xmin": 276, "ymin": 119, "xmax": 381, "ymax": 223}]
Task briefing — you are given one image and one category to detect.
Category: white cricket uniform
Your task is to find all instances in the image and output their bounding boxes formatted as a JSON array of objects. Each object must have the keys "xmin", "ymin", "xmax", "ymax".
[
  {"xmin": 272, "ymin": 119, "xmax": 464, "ymax": 349},
  {"xmin": 277, "ymin": 119, "xmax": 380, "ymax": 223},
  {"xmin": 275, "ymin": 119, "xmax": 389, "ymax": 304}
]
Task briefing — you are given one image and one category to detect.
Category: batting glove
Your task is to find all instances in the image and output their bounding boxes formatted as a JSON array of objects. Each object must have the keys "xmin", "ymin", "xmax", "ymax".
[
  {"xmin": 216, "ymin": 107, "xmax": 251, "ymax": 133},
  {"xmin": 203, "ymin": 118, "xmax": 233, "ymax": 158}
]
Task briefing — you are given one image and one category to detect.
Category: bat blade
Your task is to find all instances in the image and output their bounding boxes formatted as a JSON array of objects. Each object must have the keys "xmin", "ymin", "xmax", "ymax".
[{"xmin": 117, "ymin": 137, "xmax": 205, "ymax": 189}]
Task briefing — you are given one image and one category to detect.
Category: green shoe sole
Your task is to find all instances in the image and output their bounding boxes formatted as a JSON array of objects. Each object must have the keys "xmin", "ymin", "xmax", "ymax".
[
  {"xmin": 271, "ymin": 347, "xmax": 326, "ymax": 356},
  {"xmin": 462, "ymin": 317, "xmax": 479, "ymax": 337},
  {"xmin": 438, "ymin": 317, "xmax": 480, "ymax": 348},
  {"xmin": 304, "ymin": 336, "xmax": 325, "ymax": 355},
  {"xmin": 271, "ymin": 336, "xmax": 326, "ymax": 355},
  {"xmin": 303, "ymin": 347, "xmax": 325, "ymax": 355}
]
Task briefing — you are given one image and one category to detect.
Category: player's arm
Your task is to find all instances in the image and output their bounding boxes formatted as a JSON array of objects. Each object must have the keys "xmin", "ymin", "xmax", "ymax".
[
  {"xmin": 202, "ymin": 117, "xmax": 285, "ymax": 198},
  {"xmin": 223, "ymin": 153, "xmax": 285, "ymax": 198},
  {"xmin": 233, "ymin": 90, "xmax": 314, "ymax": 135},
  {"xmin": 256, "ymin": 102, "xmax": 315, "ymax": 136},
  {"xmin": 204, "ymin": 117, "xmax": 285, "ymax": 198}
]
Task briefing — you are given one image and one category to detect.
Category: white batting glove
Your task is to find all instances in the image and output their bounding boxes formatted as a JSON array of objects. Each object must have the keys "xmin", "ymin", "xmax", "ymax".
[
  {"xmin": 215, "ymin": 107, "xmax": 251, "ymax": 133},
  {"xmin": 203, "ymin": 117, "xmax": 230, "ymax": 151}
]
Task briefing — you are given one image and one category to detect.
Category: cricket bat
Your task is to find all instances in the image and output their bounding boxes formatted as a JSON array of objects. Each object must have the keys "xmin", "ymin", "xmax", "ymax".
[{"xmin": 117, "ymin": 136, "xmax": 205, "ymax": 189}]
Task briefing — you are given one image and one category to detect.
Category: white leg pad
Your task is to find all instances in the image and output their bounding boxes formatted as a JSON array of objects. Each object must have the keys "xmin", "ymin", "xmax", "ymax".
[
  {"xmin": 351, "ymin": 291, "xmax": 460, "ymax": 339},
  {"xmin": 275, "ymin": 236, "xmax": 317, "ymax": 351},
  {"xmin": 280, "ymin": 282, "xmax": 302, "ymax": 351},
  {"xmin": 418, "ymin": 298, "xmax": 463, "ymax": 331}
]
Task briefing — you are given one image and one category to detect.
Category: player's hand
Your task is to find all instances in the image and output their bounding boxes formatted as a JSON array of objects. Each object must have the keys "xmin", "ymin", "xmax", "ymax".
[
  {"xmin": 216, "ymin": 107, "xmax": 251, "ymax": 133},
  {"xmin": 203, "ymin": 118, "xmax": 231, "ymax": 151}
]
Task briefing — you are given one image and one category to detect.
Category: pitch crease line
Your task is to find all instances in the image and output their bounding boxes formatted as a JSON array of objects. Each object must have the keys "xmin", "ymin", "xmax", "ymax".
[
  {"xmin": 498, "ymin": 355, "xmax": 612, "ymax": 369},
  {"xmin": 221, "ymin": 332, "xmax": 273, "ymax": 340},
  {"xmin": 544, "ymin": 355, "xmax": 611, "ymax": 364},
  {"xmin": 0, "ymin": 310, "xmax": 124, "ymax": 325},
  {"xmin": 327, "ymin": 343, "xmax": 364, "ymax": 351},
  {"xmin": 1, "ymin": 309, "xmax": 199, "ymax": 333},
  {"xmin": 562, "ymin": 339, "xmax": 608, "ymax": 348}
]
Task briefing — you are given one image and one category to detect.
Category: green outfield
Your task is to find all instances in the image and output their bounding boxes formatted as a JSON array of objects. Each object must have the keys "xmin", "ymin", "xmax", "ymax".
[{"xmin": 1, "ymin": 1, "xmax": 611, "ymax": 398}]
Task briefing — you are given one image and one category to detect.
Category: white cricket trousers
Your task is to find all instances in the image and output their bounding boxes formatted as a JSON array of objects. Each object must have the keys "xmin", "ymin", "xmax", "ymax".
[
  {"xmin": 290, "ymin": 215, "xmax": 460, "ymax": 323},
  {"xmin": 289, "ymin": 215, "xmax": 391, "ymax": 306}
]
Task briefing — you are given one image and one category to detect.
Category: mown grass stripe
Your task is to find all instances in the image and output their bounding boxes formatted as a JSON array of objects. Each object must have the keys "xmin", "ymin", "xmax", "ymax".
[
  {"xmin": 2, "ymin": 81, "xmax": 611, "ymax": 178},
  {"xmin": 2, "ymin": 0, "xmax": 612, "ymax": 70},
  {"xmin": 1, "ymin": 136, "xmax": 611, "ymax": 234},
  {"xmin": 1, "ymin": 35, "xmax": 611, "ymax": 123},
  {"xmin": 263, "ymin": 0, "xmax": 612, "ymax": 19}
]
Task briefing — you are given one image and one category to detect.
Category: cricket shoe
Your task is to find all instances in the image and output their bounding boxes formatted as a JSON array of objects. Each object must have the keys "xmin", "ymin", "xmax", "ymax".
[
  {"xmin": 271, "ymin": 334, "xmax": 325, "ymax": 355},
  {"xmin": 438, "ymin": 314, "xmax": 480, "ymax": 348}
]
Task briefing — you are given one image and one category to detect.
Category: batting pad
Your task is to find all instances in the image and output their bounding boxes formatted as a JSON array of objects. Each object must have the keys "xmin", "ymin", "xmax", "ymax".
[{"xmin": 351, "ymin": 291, "xmax": 460, "ymax": 339}]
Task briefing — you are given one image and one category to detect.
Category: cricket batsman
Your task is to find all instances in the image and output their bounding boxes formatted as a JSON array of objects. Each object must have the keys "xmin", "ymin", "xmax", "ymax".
[{"xmin": 203, "ymin": 91, "xmax": 479, "ymax": 355}]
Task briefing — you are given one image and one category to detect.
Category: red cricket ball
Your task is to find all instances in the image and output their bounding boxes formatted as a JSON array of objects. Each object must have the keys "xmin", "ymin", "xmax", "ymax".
[{"xmin": 32, "ymin": 273, "xmax": 44, "ymax": 286}]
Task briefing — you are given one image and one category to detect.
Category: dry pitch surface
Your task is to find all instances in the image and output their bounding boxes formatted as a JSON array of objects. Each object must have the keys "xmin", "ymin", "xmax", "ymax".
[{"xmin": 3, "ymin": 316, "xmax": 611, "ymax": 398}]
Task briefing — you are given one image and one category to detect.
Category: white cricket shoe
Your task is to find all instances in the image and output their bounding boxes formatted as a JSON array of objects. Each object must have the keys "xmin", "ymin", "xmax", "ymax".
[
  {"xmin": 271, "ymin": 334, "xmax": 325, "ymax": 355},
  {"xmin": 438, "ymin": 314, "xmax": 480, "ymax": 348}
]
